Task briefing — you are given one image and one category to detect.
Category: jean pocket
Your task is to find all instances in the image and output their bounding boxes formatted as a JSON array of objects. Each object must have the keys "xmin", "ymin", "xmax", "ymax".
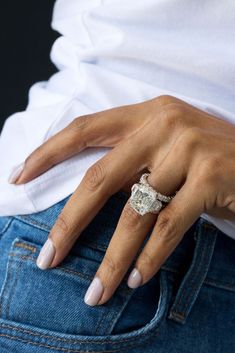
[{"xmin": 0, "ymin": 234, "xmax": 170, "ymax": 351}]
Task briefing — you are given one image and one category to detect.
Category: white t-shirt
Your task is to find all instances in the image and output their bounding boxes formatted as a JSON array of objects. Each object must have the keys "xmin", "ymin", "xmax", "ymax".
[{"xmin": 0, "ymin": 0, "xmax": 235, "ymax": 239}]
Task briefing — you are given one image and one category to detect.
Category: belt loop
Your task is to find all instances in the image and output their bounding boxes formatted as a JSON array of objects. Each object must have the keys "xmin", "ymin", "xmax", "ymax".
[{"xmin": 168, "ymin": 218, "xmax": 218, "ymax": 324}]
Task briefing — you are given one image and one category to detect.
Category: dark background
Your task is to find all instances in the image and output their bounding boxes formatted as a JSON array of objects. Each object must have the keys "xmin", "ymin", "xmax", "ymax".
[{"xmin": 0, "ymin": 1, "xmax": 58, "ymax": 131}]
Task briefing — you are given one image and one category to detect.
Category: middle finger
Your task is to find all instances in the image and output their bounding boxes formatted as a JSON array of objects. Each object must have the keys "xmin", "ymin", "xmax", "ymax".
[
  {"xmin": 84, "ymin": 134, "xmax": 188, "ymax": 306},
  {"xmin": 38, "ymin": 133, "xmax": 149, "ymax": 269}
]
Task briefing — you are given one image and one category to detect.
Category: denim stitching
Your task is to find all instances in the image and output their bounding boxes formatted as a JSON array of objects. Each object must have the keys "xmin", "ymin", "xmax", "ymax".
[
  {"xmin": 177, "ymin": 230, "xmax": 217, "ymax": 317},
  {"xmin": 169, "ymin": 224, "xmax": 217, "ymax": 320},
  {"xmin": 175, "ymin": 233, "xmax": 208, "ymax": 316},
  {"xmin": 99, "ymin": 303, "xmax": 118, "ymax": 335},
  {"xmin": 0, "ymin": 217, "xmax": 13, "ymax": 236},
  {"xmin": 106, "ymin": 287, "xmax": 136, "ymax": 335},
  {"xmin": 8, "ymin": 252, "xmax": 132, "ymax": 297},
  {"xmin": 14, "ymin": 242, "xmax": 36, "ymax": 252},
  {"xmin": 162, "ymin": 265, "xmax": 235, "ymax": 291},
  {"xmin": 14, "ymin": 216, "xmax": 112, "ymax": 252},
  {"xmin": 106, "ymin": 291, "xmax": 132, "ymax": 334},
  {"xmin": 0, "ymin": 272, "xmax": 169, "ymax": 346},
  {"xmin": 9, "ymin": 252, "xmax": 93, "ymax": 281},
  {"xmin": 94, "ymin": 307, "xmax": 111, "ymax": 335},
  {"xmin": 5, "ymin": 257, "xmax": 23, "ymax": 320},
  {"xmin": 94, "ymin": 286, "xmax": 134, "ymax": 335},
  {"xmin": 204, "ymin": 279, "xmax": 235, "ymax": 292},
  {"xmin": 0, "ymin": 333, "xmax": 112, "ymax": 353},
  {"xmin": 170, "ymin": 229, "xmax": 206, "ymax": 317},
  {"xmin": 58, "ymin": 267, "xmax": 92, "ymax": 280},
  {"xmin": 14, "ymin": 216, "xmax": 51, "ymax": 232},
  {"xmin": 0, "ymin": 322, "xmax": 161, "ymax": 347},
  {"xmin": 175, "ymin": 234, "xmax": 209, "ymax": 318},
  {"xmin": 103, "ymin": 287, "xmax": 133, "ymax": 336},
  {"xmin": 9, "ymin": 254, "xmax": 36, "ymax": 261},
  {"xmin": 0, "ymin": 332, "xmax": 158, "ymax": 353},
  {"xmin": 0, "ymin": 249, "xmax": 16, "ymax": 318}
]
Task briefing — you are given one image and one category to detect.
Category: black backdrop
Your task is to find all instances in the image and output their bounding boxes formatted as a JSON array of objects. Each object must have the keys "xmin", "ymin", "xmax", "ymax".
[{"xmin": 0, "ymin": 1, "xmax": 58, "ymax": 132}]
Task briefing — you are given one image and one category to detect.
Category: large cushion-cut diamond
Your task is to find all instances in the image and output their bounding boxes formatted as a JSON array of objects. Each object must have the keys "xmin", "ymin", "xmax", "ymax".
[{"xmin": 130, "ymin": 183, "xmax": 162, "ymax": 215}]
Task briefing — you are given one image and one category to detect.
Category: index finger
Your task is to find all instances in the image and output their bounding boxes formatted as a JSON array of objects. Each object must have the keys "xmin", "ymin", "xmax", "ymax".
[{"xmin": 11, "ymin": 101, "xmax": 150, "ymax": 185}]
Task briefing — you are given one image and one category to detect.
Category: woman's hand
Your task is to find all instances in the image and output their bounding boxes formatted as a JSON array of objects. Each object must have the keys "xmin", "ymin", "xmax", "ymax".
[{"xmin": 10, "ymin": 95, "xmax": 235, "ymax": 306}]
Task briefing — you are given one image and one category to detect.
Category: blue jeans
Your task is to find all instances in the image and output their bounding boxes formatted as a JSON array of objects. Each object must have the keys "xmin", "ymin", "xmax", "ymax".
[{"xmin": 0, "ymin": 190, "xmax": 234, "ymax": 353}]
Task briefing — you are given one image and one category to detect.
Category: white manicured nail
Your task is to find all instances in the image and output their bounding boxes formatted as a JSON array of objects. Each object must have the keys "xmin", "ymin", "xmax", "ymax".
[
  {"xmin": 84, "ymin": 277, "xmax": 104, "ymax": 306},
  {"xmin": 127, "ymin": 268, "xmax": 142, "ymax": 288},
  {"xmin": 36, "ymin": 238, "xmax": 55, "ymax": 270},
  {"xmin": 8, "ymin": 162, "xmax": 25, "ymax": 184}
]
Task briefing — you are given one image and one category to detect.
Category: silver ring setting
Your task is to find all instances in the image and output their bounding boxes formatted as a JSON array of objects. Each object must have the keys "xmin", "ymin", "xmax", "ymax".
[{"xmin": 129, "ymin": 173, "xmax": 176, "ymax": 216}]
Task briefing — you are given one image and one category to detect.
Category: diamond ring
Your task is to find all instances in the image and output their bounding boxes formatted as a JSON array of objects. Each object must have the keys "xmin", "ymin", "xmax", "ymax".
[{"xmin": 129, "ymin": 173, "xmax": 177, "ymax": 216}]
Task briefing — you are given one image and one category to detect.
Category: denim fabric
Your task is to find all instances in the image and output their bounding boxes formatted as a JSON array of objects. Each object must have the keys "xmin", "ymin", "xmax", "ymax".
[{"xmin": 0, "ymin": 190, "xmax": 234, "ymax": 353}]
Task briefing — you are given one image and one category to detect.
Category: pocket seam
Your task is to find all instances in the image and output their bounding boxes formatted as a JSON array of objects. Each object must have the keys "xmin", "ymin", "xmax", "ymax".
[
  {"xmin": 6, "ymin": 257, "xmax": 23, "ymax": 320},
  {"xmin": 14, "ymin": 215, "xmax": 50, "ymax": 232},
  {"xmin": 0, "ymin": 248, "xmax": 23, "ymax": 320},
  {"xmin": 0, "ymin": 328, "xmax": 159, "ymax": 353},
  {"xmin": 0, "ymin": 237, "xmax": 169, "ymax": 349},
  {"xmin": 0, "ymin": 271, "xmax": 168, "ymax": 348},
  {"xmin": 9, "ymin": 239, "xmax": 135, "ymax": 292},
  {"xmin": 0, "ymin": 217, "xmax": 13, "ymax": 237},
  {"xmin": 0, "ymin": 319, "xmax": 162, "ymax": 349},
  {"xmin": 0, "ymin": 272, "xmax": 168, "ymax": 351},
  {"xmin": 9, "ymin": 250, "xmax": 94, "ymax": 282}
]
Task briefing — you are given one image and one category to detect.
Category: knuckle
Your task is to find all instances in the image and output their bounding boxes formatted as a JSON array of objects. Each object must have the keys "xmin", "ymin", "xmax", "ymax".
[
  {"xmin": 24, "ymin": 155, "xmax": 33, "ymax": 169},
  {"xmin": 25, "ymin": 147, "xmax": 53, "ymax": 169},
  {"xmin": 178, "ymin": 127, "xmax": 203, "ymax": 152},
  {"xmin": 140, "ymin": 251, "xmax": 155, "ymax": 270},
  {"xmin": 70, "ymin": 115, "xmax": 91, "ymax": 132},
  {"xmin": 161, "ymin": 103, "xmax": 185, "ymax": 129},
  {"xmin": 153, "ymin": 95, "xmax": 186, "ymax": 109},
  {"xmin": 83, "ymin": 161, "xmax": 106, "ymax": 191},
  {"xmin": 203, "ymin": 155, "xmax": 222, "ymax": 171},
  {"xmin": 24, "ymin": 147, "xmax": 42, "ymax": 165},
  {"xmin": 156, "ymin": 212, "xmax": 181, "ymax": 245},
  {"xmin": 101, "ymin": 255, "xmax": 124, "ymax": 278},
  {"xmin": 167, "ymin": 102, "xmax": 185, "ymax": 116},
  {"xmin": 198, "ymin": 156, "xmax": 223, "ymax": 185},
  {"xmin": 155, "ymin": 94, "xmax": 175, "ymax": 105},
  {"xmin": 121, "ymin": 202, "xmax": 143, "ymax": 230},
  {"xmin": 54, "ymin": 213, "xmax": 70, "ymax": 235},
  {"xmin": 51, "ymin": 213, "xmax": 80, "ymax": 248}
]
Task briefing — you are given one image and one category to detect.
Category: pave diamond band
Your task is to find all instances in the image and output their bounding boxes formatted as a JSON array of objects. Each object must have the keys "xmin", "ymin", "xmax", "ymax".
[
  {"xmin": 139, "ymin": 173, "xmax": 175, "ymax": 203},
  {"xmin": 129, "ymin": 172, "xmax": 177, "ymax": 216}
]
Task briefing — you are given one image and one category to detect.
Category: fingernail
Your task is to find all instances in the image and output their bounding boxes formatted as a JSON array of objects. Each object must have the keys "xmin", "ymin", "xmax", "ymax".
[
  {"xmin": 36, "ymin": 238, "xmax": 55, "ymax": 270},
  {"xmin": 84, "ymin": 277, "xmax": 104, "ymax": 306},
  {"xmin": 8, "ymin": 162, "xmax": 25, "ymax": 184},
  {"xmin": 127, "ymin": 268, "xmax": 142, "ymax": 288}
]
